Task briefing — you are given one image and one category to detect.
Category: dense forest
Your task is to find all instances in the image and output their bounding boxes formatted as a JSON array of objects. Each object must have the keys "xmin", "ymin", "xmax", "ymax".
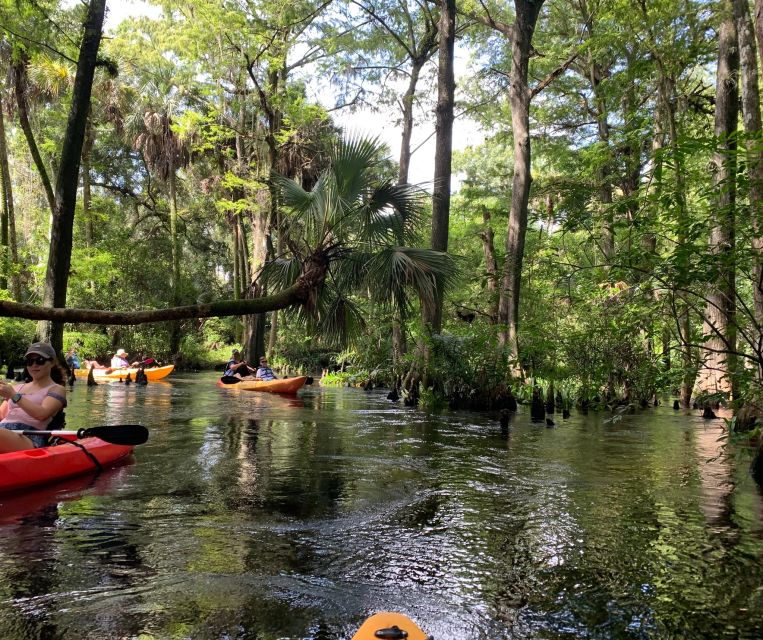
[{"xmin": 1, "ymin": 0, "xmax": 762, "ymax": 423}]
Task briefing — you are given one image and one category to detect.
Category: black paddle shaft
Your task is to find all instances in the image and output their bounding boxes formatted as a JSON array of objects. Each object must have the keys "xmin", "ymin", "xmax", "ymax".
[{"xmin": 21, "ymin": 424, "xmax": 149, "ymax": 446}]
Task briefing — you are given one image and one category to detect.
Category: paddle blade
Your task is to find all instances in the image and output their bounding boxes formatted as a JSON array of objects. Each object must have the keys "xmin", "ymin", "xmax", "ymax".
[
  {"xmin": 220, "ymin": 375, "xmax": 241, "ymax": 384},
  {"xmin": 77, "ymin": 424, "xmax": 149, "ymax": 445}
]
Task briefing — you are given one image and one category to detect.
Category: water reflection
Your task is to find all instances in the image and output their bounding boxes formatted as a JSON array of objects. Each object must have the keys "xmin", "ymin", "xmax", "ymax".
[{"xmin": 1, "ymin": 375, "xmax": 763, "ymax": 639}]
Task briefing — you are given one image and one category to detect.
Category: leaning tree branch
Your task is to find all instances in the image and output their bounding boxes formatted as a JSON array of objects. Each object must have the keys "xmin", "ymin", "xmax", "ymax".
[
  {"xmin": 0, "ymin": 285, "xmax": 301, "ymax": 325},
  {"xmin": 0, "ymin": 252, "xmax": 330, "ymax": 325}
]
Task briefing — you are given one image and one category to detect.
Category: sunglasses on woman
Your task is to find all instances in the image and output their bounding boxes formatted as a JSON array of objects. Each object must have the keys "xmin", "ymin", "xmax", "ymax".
[{"xmin": 25, "ymin": 356, "xmax": 52, "ymax": 366}]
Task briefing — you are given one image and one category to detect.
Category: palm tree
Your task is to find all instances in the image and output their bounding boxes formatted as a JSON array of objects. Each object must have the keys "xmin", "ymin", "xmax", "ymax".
[
  {"xmin": 132, "ymin": 104, "xmax": 190, "ymax": 354},
  {"xmin": 263, "ymin": 135, "xmax": 457, "ymax": 348}
]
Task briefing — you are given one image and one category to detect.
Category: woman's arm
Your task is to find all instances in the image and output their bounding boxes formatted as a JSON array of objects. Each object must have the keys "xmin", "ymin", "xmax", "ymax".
[{"xmin": 2, "ymin": 384, "xmax": 65, "ymax": 423}]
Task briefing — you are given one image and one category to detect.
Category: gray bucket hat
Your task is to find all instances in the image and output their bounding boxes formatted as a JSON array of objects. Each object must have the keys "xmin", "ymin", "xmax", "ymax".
[{"xmin": 25, "ymin": 342, "xmax": 57, "ymax": 360}]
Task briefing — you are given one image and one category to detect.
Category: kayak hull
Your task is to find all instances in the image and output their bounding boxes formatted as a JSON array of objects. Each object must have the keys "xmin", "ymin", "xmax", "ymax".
[
  {"xmin": 352, "ymin": 612, "xmax": 430, "ymax": 640},
  {"xmin": 0, "ymin": 433, "xmax": 134, "ymax": 494},
  {"xmin": 74, "ymin": 364, "xmax": 175, "ymax": 381},
  {"xmin": 216, "ymin": 376, "xmax": 307, "ymax": 394}
]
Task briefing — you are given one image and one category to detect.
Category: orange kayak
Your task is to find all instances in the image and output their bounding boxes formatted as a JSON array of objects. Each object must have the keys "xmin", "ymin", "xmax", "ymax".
[
  {"xmin": 216, "ymin": 376, "xmax": 307, "ymax": 394},
  {"xmin": 74, "ymin": 364, "xmax": 175, "ymax": 381},
  {"xmin": 0, "ymin": 432, "xmax": 134, "ymax": 494},
  {"xmin": 352, "ymin": 612, "xmax": 431, "ymax": 640}
]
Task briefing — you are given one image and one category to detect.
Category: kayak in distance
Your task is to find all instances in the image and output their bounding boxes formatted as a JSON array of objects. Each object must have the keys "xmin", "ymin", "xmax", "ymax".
[
  {"xmin": 0, "ymin": 432, "xmax": 135, "ymax": 494},
  {"xmin": 74, "ymin": 364, "xmax": 175, "ymax": 381},
  {"xmin": 216, "ymin": 375, "xmax": 308, "ymax": 394},
  {"xmin": 351, "ymin": 612, "xmax": 432, "ymax": 640}
]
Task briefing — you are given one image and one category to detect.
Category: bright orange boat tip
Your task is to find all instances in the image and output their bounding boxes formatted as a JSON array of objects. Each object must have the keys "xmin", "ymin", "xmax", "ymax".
[{"xmin": 351, "ymin": 612, "xmax": 431, "ymax": 640}]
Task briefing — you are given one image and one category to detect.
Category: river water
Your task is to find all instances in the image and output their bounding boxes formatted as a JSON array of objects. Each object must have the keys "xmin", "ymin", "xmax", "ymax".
[{"xmin": 1, "ymin": 372, "xmax": 762, "ymax": 639}]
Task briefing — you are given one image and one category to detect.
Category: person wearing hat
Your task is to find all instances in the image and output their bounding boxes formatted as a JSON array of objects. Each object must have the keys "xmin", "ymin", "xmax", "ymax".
[
  {"xmin": 0, "ymin": 342, "xmax": 67, "ymax": 453},
  {"xmin": 110, "ymin": 348, "xmax": 137, "ymax": 369},
  {"xmin": 255, "ymin": 356, "xmax": 277, "ymax": 381},
  {"xmin": 224, "ymin": 349, "xmax": 255, "ymax": 379}
]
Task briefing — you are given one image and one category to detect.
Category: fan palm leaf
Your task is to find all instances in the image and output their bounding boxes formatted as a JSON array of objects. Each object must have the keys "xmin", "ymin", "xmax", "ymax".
[
  {"xmin": 366, "ymin": 247, "xmax": 459, "ymax": 319},
  {"xmin": 271, "ymin": 134, "xmax": 459, "ymax": 342}
]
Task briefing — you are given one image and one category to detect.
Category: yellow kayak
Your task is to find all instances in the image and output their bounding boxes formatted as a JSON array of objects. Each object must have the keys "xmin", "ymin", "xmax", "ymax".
[
  {"xmin": 74, "ymin": 364, "xmax": 175, "ymax": 381},
  {"xmin": 352, "ymin": 612, "xmax": 431, "ymax": 640}
]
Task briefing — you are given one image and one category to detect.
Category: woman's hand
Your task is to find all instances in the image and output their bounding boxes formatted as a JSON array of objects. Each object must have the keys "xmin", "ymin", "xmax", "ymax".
[{"xmin": 0, "ymin": 381, "xmax": 16, "ymax": 401}]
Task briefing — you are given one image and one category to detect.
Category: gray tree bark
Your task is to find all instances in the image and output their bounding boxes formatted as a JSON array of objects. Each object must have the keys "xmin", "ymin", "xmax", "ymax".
[
  {"xmin": 424, "ymin": 0, "xmax": 456, "ymax": 334},
  {"xmin": 38, "ymin": 0, "xmax": 107, "ymax": 354},
  {"xmin": 696, "ymin": 0, "xmax": 739, "ymax": 398},
  {"xmin": 497, "ymin": 0, "xmax": 546, "ymax": 362}
]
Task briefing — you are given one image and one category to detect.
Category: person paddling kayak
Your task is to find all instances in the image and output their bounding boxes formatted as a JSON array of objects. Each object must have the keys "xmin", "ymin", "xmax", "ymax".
[
  {"xmin": 225, "ymin": 349, "xmax": 255, "ymax": 380},
  {"xmin": 0, "ymin": 342, "xmax": 67, "ymax": 453}
]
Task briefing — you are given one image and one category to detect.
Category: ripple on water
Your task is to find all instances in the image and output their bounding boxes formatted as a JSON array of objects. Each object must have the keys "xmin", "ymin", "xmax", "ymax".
[{"xmin": 2, "ymin": 381, "xmax": 763, "ymax": 639}]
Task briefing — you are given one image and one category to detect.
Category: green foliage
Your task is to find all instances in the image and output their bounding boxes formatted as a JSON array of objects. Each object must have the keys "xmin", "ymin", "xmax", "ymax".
[
  {"xmin": 199, "ymin": 317, "xmax": 237, "ymax": 349},
  {"xmin": 266, "ymin": 134, "xmax": 457, "ymax": 348},
  {"xmin": 0, "ymin": 0, "xmax": 759, "ymax": 413},
  {"xmin": 177, "ymin": 335, "xmax": 223, "ymax": 370},
  {"xmin": 418, "ymin": 383, "xmax": 447, "ymax": 413},
  {"xmin": 319, "ymin": 370, "xmax": 364, "ymax": 387},
  {"xmin": 0, "ymin": 294, "xmax": 35, "ymax": 362},
  {"xmin": 63, "ymin": 331, "xmax": 111, "ymax": 361}
]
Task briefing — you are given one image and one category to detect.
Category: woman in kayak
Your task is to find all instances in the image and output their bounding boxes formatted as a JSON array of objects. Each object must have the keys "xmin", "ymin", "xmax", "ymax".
[
  {"xmin": 82, "ymin": 358, "xmax": 108, "ymax": 370},
  {"xmin": 255, "ymin": 356, "xmax": 277, "ymax": 381},
  {"xmin": 0, "ymin": 342, "xmax": 67, "ymax": 453}
]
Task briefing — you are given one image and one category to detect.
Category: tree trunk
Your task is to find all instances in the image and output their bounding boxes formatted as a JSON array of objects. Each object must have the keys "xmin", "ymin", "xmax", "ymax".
[
  {"xmin": 696, "ymin": 1, "xmax": 739, "ymax": 398},
  {"xmin": 398, "ymin": 61, "xmax": 423, "ymax": 185},
  {"xmin": 479, "ymin": 206, "xmax": 499, "ymax": 324},
  {"xmin": 586, "ymin": 41, "xmax": 615, "ymax": 261},
  {"xmin": 2, "ymin": 106, "xmax": 20, "ymax": 301},
  {"xmin": 82, "ymin": 116, "xmax": 94, "ymax": 245},
  {"xmin": 642, "ymin": 0, "xmax": 697, "ymax": 407},
  {"xmin": 232, "ymin": 217, "xmax": 241, "ymax": 300},
  {"xmin": 244, "ymin": 203, "xmax": 270, "ymax": 362},
  {"xmin": 424, "ymin": 0, "xmax": 456, "ymax": 334},
  {"xmin": 168, "ymin": 169, "xmax": 181, "ymax": 354},
  {"xmin": 38, "ymin": 0, "xmax": 107, "ymax": 353},
  {"xmin": 740, "ymin": 0, "xmax": 763, "ymax": 378},
  {"xmin": 663, "ymin": 86, "xmax": 695, "ymax": 407},
  {"xmin": 13, "ymin": 59, "xmax": 56, "ymax": 217},
  {"xmin": 244, "ymin": 67, "xmax": 282, "ymax": 361},
  {"xmin": 497, "ymin": 0, "xmax": 545, "ymax": 361},
  {"xmin": 268, "ymin": 221, "xmax": 284, "ymax": 354},
  {"xmin": 0, "ymin": 94, "xmax": 10, "ymax": 292}
]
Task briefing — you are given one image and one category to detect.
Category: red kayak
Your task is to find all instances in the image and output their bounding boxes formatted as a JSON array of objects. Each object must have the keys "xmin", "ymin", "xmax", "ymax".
[{"xmin": 0, "ymin": 432, "xmax": 135, "ymax": 494}]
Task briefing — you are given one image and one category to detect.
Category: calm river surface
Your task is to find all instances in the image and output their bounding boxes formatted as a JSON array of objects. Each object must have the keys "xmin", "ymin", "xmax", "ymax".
[{"xmin": 1, "ymin": 372, "xmax": 763, "ymax": 639}]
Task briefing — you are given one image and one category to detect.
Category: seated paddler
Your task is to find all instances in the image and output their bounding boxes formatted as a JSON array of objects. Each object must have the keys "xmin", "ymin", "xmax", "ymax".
[
  {"xmin": 255, "ymin": 356, "xmax": 277, "ymax": 381},
  {"xmin": 0, "ymin": 342, "xmax": 67, "ymax": 453}
]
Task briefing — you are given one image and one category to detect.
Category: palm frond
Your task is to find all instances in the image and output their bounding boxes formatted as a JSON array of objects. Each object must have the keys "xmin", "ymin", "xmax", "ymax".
[
  {"xmin": 350, "ymin": 181, "xmax": 427, "ymax": 247},
  {"xmin": 314, "ymin": 289, "xmax": 367, "ymax": 347},
  {"xmin": 330, "ymin": 250, "xmax": 372, "ymax": 292},
  {"xmin": 275, "ymin": 173, "xmax": 335, "ymax": 244},
  {"xmin": 258, "ymin": 256, "xmax": 303, "ymax": 291},
  {"xmin": 366, "ymin": 247, "xmax": 460, "ymax": 318}
]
